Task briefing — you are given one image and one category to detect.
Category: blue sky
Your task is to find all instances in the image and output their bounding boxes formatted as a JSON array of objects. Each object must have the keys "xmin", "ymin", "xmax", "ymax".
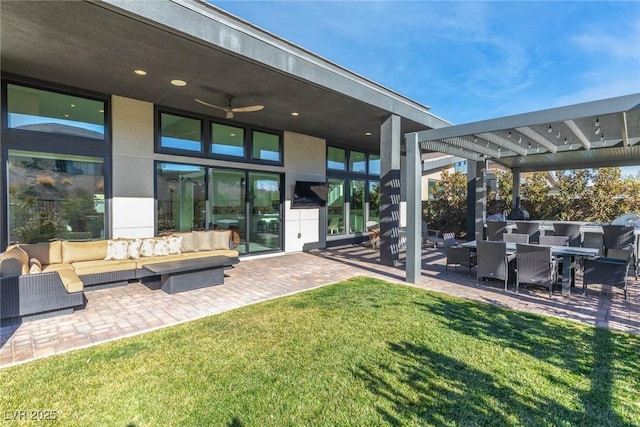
[{"xmin": 212, "ymin": 1, "xmax": 640, "ymax": 174}]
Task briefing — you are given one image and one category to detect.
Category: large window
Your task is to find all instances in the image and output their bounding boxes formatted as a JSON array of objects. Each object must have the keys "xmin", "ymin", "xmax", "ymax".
[
  {"xmin": 160, "ymin": 113, "xmax": 202, "ymax": 152},
  {"xmin": 212, "ymin": 123, "xmax": 244, "ymax": 157},
  {"xmin": 252, "ymin": 131, "xmax": 280, "ymax": 162},
  {"xmin": 156, "ymin": 163, "xmax": 206, "ymax": 232},
  {"xmin": 327, "ymin": 147, "xmax": 346, "ymax": 171},
  {"xmin": 350, "ymin": 180, "xmax": 365, "ymax": 232},
  {"xmin": 326, "ymin": 146, "xmax": 380, "ymax": 236},
  {"xmin": 7, "ymin": 150, "xmax": 105, "ymax": 243},
  {"xmin": 7, "ymin": 83, "xmax": 106, "ymax": 140},
  {"xmin": 328, "ymin": 178, "xmax": 345, "ymax": 234},
  {"xmin": 156, "ymin": 109, "xmax": 281, "ymax": 165}
]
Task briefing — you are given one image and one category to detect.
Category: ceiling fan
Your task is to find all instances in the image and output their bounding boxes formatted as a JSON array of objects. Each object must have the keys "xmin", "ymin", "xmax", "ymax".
[{"xmin": 194, "ymin": 95, "xmax": 264, "ymax": 119}]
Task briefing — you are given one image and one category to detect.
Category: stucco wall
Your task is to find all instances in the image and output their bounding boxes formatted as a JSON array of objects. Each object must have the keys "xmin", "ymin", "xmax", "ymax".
[
  {"xmin": 283, "ymin": 131, "xmax": 326, "ymax": 252},
  {"xmin": 111, "ymin": 95, "xmax": 155, "ymax": 238}
]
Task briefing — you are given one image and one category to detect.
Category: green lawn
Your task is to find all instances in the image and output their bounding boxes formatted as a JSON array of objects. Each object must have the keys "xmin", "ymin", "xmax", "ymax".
[{"xmin": 1, "ymin": 277, "xmax": 638, "ymax": 426}]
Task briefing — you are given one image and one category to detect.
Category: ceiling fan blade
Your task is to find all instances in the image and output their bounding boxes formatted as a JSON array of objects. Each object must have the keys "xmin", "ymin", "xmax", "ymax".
[
  {"xmin": 194, "ymin": 98, "xmax": 227, "ymax": 111},
  {"xmin": 231, "ymin": 105, "xmax": 264, "ymax": 113}
]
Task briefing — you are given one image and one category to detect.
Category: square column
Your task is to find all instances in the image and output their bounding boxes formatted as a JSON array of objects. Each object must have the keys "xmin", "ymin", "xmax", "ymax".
[
  {"xmin": 466, "ymin": 160, "xmax": 487, "ymax": 241},
  {"xmin": 405, "ymin": 133, "xmax": 422, "ymax": 283},
  {"xmin": 380, "ymin": 114, "xmax": 401, "ymax": 266}
]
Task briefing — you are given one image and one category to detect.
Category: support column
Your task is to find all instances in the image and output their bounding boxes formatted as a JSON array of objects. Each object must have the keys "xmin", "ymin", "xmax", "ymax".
[
  {"xmin": 512, "ymin": 168, "xmax": 521, "ymax": 209},
  {"xmin": 405, "ymin": 133, "xmax": 422, "ymax": 283},
  {"xmin": 380, "ymin": 114, "xmax": 401, "ymax": 266},
  {"xmin": 466, "ymin": 160, "xmax": 487, "ymax": 241}
]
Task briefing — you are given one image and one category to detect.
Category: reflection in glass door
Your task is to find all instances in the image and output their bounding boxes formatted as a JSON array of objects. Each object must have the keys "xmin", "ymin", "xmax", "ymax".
[
  {"xmin": 157, "ymin": 163, "xmax": 206, "ymax": 233},
  {"xmin": 249, "ymin": 171, "xmax": 281, "ymax": 252},
  {"xmin": 209, "ymin": 168, "xmax": 246, "ymax": 253},
  {"xmin": 350, "ymin": 179, "xmax": 365, "ymax": 232}
]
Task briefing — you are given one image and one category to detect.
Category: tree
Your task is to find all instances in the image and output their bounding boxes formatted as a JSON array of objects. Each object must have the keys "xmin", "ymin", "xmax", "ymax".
[
  {"xmin": 422, "ymin": 170, "xmax": 467, "ymax": 237},
  {"xmin": 521, "ymin": 172, "xmax": 550, "ymax": 218}
]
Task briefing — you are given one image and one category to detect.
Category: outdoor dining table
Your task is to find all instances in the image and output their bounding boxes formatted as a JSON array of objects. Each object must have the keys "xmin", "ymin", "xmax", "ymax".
[{"xmin": 460, "ymin": 240, "xmax": 600, "ymax": 296}]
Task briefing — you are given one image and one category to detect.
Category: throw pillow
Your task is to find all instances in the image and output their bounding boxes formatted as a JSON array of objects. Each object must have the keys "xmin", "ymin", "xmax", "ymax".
[
  {"xmin": 166, "ymin": 235, "xmax": 183, "ymax": 255},
  {"xmin": 104, "ymin": 240, "xmax": 129, "ymax": 260},
  {"xmin": 153, "ymin": 238, "xmax": 170, "ymax": 256},
  {"xmin": 140, "ymin": 238, "xmax": 156, "ymax": 257},
  {"xmin": 211, "ymin": 230, "xmax": 231, "ymax": 250},
  {"xmin": 178, "ymin": 232, "xmax": 198, "ymax": 253},
  {"xmin": 194, "ymin": 231, "xmax": 214, "ymax": 251},
  {"xmin": 127, "ymin": 239, "xmax": 143, "ymax": 259}
]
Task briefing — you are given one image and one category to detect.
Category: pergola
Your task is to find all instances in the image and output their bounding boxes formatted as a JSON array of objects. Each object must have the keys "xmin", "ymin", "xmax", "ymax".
[{"xmin": 404, "ymin": 93, "xmax": 640, "ymax": 283}]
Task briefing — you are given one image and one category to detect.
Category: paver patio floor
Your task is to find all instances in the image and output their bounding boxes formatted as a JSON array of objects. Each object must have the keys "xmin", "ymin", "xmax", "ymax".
[{"xmin": 1, "ymin": 245, "xmax": 638, "ymax": 368}]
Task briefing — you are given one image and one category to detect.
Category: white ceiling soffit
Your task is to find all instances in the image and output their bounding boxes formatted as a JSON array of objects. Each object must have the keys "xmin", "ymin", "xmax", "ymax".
[{"xmin": 412, "ymin": 93, "xmax": 640, "ymax": 172}]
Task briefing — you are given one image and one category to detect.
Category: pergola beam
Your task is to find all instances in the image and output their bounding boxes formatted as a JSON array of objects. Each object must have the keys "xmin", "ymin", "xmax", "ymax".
[
  {"xmin": 620, "ymin": 112, "xmax": 629, "ymax": 148},
  {"xmin": 515, "ymin": 126, "xmax": 558, "ymax": 153},
  {"xmin": 420, "ymin": 140, "xmax": 484, "ymax": 161},
  {"xmin": 564, "ymin": 120, "xmax": 591, "ymax": 150},
  {"xmin": 477, "ymin": 132, "xmax": 528, "ymax": 156},
  {"xmin": 441, "ymin": 136, "xmax": 503, "ymax": 158}
]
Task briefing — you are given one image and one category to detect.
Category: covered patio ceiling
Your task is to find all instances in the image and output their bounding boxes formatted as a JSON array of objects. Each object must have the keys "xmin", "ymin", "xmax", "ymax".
[
  {"xmin": 0, "ymin": 0, "xmax": 447, "ymax": 152},
  {"xmin": 414, "ymin": 94, "xmax": 640, "ymax": 172}
]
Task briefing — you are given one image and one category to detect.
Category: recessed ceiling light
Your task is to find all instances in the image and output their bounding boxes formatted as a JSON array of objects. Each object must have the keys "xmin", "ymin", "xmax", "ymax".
[
  {"xmin": 291, "ymin": 112, "xmax": 300, "ymax": 117},
  {"xmin": 171, "ymin": 79, "xmax": 187, "ymax": 87},
  {"xmin": 365, "ymin": 132, "xmax": 372, "ymax": 136},
  {"xmin": 134, "ymin": 69, "xmax": 147, "ymax": 76}
]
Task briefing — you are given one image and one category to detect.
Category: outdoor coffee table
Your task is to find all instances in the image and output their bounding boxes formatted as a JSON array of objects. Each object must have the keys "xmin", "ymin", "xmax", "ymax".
[{"xmin": 143, "ymin": 256, "xmax": 238, "ymax": 294}]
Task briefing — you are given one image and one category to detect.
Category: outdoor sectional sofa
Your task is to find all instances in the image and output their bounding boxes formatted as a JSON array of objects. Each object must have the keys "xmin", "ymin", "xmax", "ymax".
[{"xmin": 0, "ymin": 230, "xmax": 239, "ymax": 322}]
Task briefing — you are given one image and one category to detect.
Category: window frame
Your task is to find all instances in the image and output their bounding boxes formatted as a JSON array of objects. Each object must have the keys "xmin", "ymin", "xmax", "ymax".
[
  {"xmin": 155, "ymin": 106, "xmax": 283, "ymax": 166},
  {"xmin": 1, "ymin": 76, "xmax": 112, "ymax": 249}
]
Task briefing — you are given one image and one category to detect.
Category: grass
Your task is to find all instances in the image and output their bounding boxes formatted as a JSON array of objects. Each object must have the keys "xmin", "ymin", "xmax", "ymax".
[{"xmin": 1, "ymin": 277, "xmax": 639, "ymax": 426}]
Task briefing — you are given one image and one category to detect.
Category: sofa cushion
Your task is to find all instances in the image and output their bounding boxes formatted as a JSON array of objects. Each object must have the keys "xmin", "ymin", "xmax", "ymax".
[
  {"xmin": 181, "ymin": 249, "xmax": 240, "ymax": 260},
  {"xmin": 177, "ymin": 232, "xmax": 198, "ymax": 253},
  {"xmin": 42, "ymin": 263, "xmax": 74, "ymax": 273},
  {"xmin": 71, "ymin": 259, "xmax": 137, "ymax": 276},
  {"xmin": 194, "ymin": 231, "xmax": 213, "ymax": 251},
  {"xmin": 105, "ymin": 240, "xmax": 130, "ymax": 260},
  {"xmin": 29, "ymin": 258, "xmax": 42, "ymax": 274},
  {"xmin": 62, "ymin": 240, "xmax": 108, "ymax": 264},
  {"xmin": 134, "ymin": 254, "xmax": 186, "ymax": 269},
  {"xmin": 212, "ymin": 230, "xmax": 231, "ymax": 250},
  {"xmin": 20, "ymin": 240, "xmax": 63, "ymax": 265},
  {"xmin": 57, "ymin": 269, "xmax": 84, "ymax": 293},
  {"xmin": 0, "ymin": 246, "xmax": 29, "ymax": 277}
]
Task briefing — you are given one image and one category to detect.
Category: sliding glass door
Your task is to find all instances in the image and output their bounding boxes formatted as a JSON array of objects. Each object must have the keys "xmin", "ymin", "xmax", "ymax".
[
  {"xmin": 248, "ymin": 171, "xmax": 281, "ymax": 252},
  {"xmin": 209, "ymin": 168, "xmax": 246, "ymax": 252}
]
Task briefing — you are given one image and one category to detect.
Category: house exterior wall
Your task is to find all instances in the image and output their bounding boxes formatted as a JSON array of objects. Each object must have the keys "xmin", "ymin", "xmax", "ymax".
[
  {"xmin": 111, "ymin": 95, "xmax": 155, "ymax": 238},
  {"xmin": 282, "ymin": 131, "xmax": 326, "ymax": 252},
  {"xmin": 111, "ymin": 96, "xmax": 329, "ymax": 253}
]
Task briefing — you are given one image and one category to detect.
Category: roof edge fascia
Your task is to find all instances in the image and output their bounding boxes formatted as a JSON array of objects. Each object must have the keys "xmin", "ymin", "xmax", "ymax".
[{"xmin": 414, "ymin": 93, "xmax": 640, "ymax": 142}]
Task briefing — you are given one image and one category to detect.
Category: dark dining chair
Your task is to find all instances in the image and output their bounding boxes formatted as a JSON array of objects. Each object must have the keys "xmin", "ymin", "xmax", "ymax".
[
  {"xmin": 515, "ymin": 243, "xmax": 557, "ymax": 296},
  {"xmin": 582, "ymin": 232, "xmax": 604, "ymax": 257},
  {"xmin": 583, "ymin": 247, "xmax": 634, "ymax": 299},
  {"xmin": 602, "ymin": 224, "xmax": 637, "ymax": 280},
  {"xmin": 443, "ymin": 232, "xmax": 477, "ymax": 276},
  {"xmin": 553, "ymin": 223, "xmax": 582, "ymax": 247},
  {"xmin": 476, "ymin": 240, "xmax": 516, "ymax": 291},
  {"xmin": 504, "ymin": 233, "xmax": 530, "ymax": 244},
  {"xmin": 486, "ymin": 220, "xmax": 507, "ymax": 241},
  {"xmin": 516, "ymin": 221, "xmax": 540, "ymax": 244},
  {"xmin": 539, "ymin": 235, "xmax": 570, "ymax": 246}
]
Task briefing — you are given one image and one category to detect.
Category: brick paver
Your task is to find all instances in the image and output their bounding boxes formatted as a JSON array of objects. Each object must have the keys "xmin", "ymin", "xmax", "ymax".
[{"xmin": 1, "ymin": 246, "xmax": 638, "ymax": 368}]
